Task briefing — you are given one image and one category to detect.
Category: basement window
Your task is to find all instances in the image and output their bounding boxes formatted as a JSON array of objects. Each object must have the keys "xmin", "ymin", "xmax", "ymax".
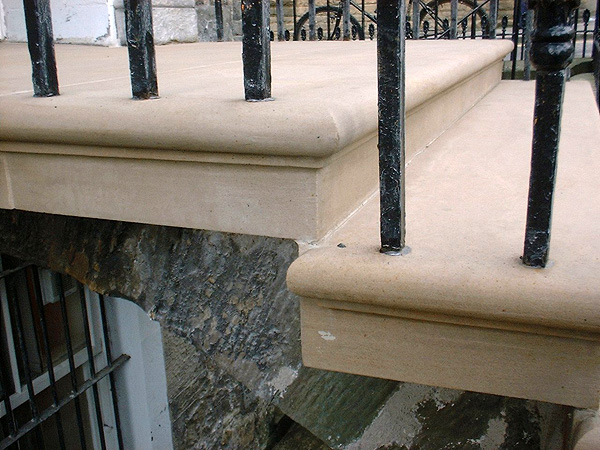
[{"xmin": 0, "ymin": 255, "xmax": 173, "ymax": 449}]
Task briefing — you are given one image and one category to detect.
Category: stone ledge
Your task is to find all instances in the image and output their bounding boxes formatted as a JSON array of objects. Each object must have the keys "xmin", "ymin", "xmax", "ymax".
[
  {"xmin": 287, "ymin": 81, "xmax": 600, "ymax": 408},
  {"xmin": 0, "ymin": 40, "xmax": 511, "ymax": 240},
  {"xmin": 0, "ymin": 40, "xmax": 512, "ymax": 157}
]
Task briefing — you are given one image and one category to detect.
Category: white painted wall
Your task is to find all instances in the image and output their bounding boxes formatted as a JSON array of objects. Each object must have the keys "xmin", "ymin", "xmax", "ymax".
[
  {"xmin": 105, "ymin": 296, "xmax": 174, "ymax": 450},
  {"xmin": 0, "ymin": 0, "xmax": 119, "ymax": 45},
  {"xmin": 0, "ymin": 0, "xmax": 6, "ymax": 40},
  {"xmin": 0, "ymin": 0, "xmax": 200, "ymax": 45}
]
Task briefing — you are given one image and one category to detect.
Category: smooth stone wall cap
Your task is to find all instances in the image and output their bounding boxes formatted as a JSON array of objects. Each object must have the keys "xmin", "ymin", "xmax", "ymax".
[
  {"xmin": 0, "ymin": 40, "xmax": 513, "ymax": 158},
  {"xmin": 288, "ymin": 81, "xmax": 600, "ymax": 335}
]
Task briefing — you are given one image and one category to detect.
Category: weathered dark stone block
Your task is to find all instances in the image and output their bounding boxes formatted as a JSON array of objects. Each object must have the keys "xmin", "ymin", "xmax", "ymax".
[{"xmin": 0, "ymin": 209, "xmax": 573, "ymax": 449}]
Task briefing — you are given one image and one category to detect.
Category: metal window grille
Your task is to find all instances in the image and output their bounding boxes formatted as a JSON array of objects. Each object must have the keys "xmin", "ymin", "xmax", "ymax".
[{"xmin": 0, "ymin": 256, "xmax": 129, "ymax": 450}]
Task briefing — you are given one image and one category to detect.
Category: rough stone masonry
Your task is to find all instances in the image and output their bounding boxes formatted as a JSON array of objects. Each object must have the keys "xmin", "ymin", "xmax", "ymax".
[{"xmin": 0, "ymin": 209, "xmax": 574, "ymax": 449}]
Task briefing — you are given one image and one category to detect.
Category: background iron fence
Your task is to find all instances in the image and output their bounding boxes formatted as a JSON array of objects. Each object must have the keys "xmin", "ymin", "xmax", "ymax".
[{"xmin": 269, "ymin": 0, "xmax": 598, "ymax": 80}]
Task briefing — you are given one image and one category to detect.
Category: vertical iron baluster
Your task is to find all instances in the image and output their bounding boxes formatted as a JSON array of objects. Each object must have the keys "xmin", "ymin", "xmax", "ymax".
[
  {"xmin": 362, "ymin": 0, "xmax": 366, "ymax": 39},
  {"xmin": 522, "ymin": 0, "xmax": 579, "ymax": 268},
  {"xmin": 327, "ymin": 0, "xmax": 331, "ymax": 39},
  {"xmin": 520, "ymin": 10, "xmax": 526, "ymax": 59},
  {"xmin": 449, "ymin": 0, "xmax": 458, "ymax": 38},
  {"xmin": 31, "ymin": 269, "xmax": 67, "ymax": 450},
  {"xmin": 378, "ymin": 0, "xmax": 407, "ymax": 254},
  {"xmin": 215, "ymin": 0, "xmax": 225, "ymax": 41},
  {"xmin": 124, "ymin": 0, "xmax": 159, "ymax": 99},
  {"xmin": 242, "ymin": 0, "xmax": 272, "ymax": 100},
  {"xmin": 572, "ymin": 8, "xmax": 579, "ymax": 58},
  {"xmin": 510, "ymin": 0, "xmax": 521, "ymax": 78},
  {"xmin": 98, "ymin": 295, "xmax": 125, "ymax": 450},
  {"xmin": 523, "ymin": 9, "xmax": 533, "ymax": 80},
  {"xmin": 581, "ymin": 9, "xmax": 590, "ymax": 56},
  {"xmin": 22, "ymin": 0, "xmax": 59, "ymax": 97},
  {"xmin": 412, "ymin": 0, "xmax": 420, "ymax": 38},
  {"xmin": 293, "ymin": 0, "xmax": 298, "ymax": 39},
  {"xmin": 276, "ymin": 0, "xmax": 285, "ymax": 40},
  {"xmin": 56, "ymin": 275, "xmax": 88, "ymax": 450},
  {"xmin": 470, "ymin": 0, "xmax": 476, "ymax": 38},
  {"xmin": 501, "ymin": 15, "xmax": 508, "ymax": 38},
  {"xmin": 481, "ymin": 15, "xmax": 489, "ymax": 38},
  {"xmin": 77, "ymin": 285, "xmax": 107, "ymax": 450},
  {"xmin": 309, "ymin": 0, "xmax": 316, "ymax": 40},
  {"xmin": 343, "ymin": 0, "xmax": 351, "ymax": 40},
  {"xmin": 5, "ymin": 276, "xmax": 46, "ymax": 449},
  {"xmin": 489, "ymin": 0, "xmax": 498, "ymax": 38},
  {"xmin": 434, "ymin": 0, "xmax": 439, "ymax": 37}
]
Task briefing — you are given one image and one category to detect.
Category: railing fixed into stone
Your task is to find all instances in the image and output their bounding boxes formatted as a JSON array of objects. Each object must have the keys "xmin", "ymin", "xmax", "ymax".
[{"xmin": 20, "ymin": 0, "xmax": 595, "ymax": 268}]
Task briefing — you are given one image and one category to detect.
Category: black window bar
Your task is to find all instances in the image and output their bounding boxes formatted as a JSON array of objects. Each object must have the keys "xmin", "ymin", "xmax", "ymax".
[{"xmin": 0, "ymin": 260, "xmax": 129, "ymax": 450}]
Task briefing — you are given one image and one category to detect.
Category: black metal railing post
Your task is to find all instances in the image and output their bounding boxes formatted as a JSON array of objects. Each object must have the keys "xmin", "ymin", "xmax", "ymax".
[
  {"xmin": 308, "ymin": 0, "xmax": 317, "ymax": 40},
  {"xmin": 293, "ymin": 0, "xmax": 298, "ymax": 40},
  {"xmin": 215, "ymin": 0, "xmax": 225, "ymax": 41},
  {"xmin": 276, "ymin": 0, "xmax": 285, "ymax": 40},
  {"xmin": 522, "ymin": 8, "xmax": 533, "ymax": 80},
  {"xmin": 510, "ymin": 0, "xmax": 521, "ymax": 78},
  {"xmin": 450, "ymin": 0, "xmax": 458, "ymax": 38},
  {"xmin": 522, "ymin": 0, "xmax": 579, "ymax": 268},
  {"xmin": 242, "ymin": 0, "xmax": 272, "ymax": 100},
  {"xmin": 489, "ymin": 0, "xmax": 498, "ymax": 38},
  {"xmin": 124, "ymin": 0, "xmax": 159, "ymax": 99},
  {"xmin": 343, "ymin": 0, "xmax": 352, "ymax": 40},
  {"xmin": 581, "ymin": 9, "xmax": 590, "ymax": 56},
  {"xmin": 378, "ymin": 0, "xmax": 407, "ymax": 254},
  {"xmin": 412, "ymin": 0, "xmax": 420, "ymax": 38},
  {"xmin": 22, "ymin": 0, "xmax": 59, "ymax": 97}
]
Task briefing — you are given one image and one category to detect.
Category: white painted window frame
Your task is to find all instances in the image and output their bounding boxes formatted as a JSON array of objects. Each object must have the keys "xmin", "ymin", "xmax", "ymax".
[{"xmin": 0, "ymin": 265, "xmax": 119, "ymax": 449}]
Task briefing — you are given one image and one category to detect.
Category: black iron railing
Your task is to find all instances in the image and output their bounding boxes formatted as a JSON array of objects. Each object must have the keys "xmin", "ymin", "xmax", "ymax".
[
  {"xmin": 14, "ymin": 0, "xmax": 600, "ymax": 270},
  {"xmin": 521, "ymin": 0, "xmax": 580, "ymax": 267},
  {"xmin": 278, "ymin": 0, "xmax": 597, "ymax": 82}
]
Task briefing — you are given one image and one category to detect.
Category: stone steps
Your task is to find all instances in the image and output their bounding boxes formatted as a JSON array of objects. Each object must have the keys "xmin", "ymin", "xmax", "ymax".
[
  {"xmin": 0, "ymin": 39, "xmax": 512, "ymax": 242},
  {"xmin": 286, "ymin": 79, "xmax": 600, "ymax": 409}
]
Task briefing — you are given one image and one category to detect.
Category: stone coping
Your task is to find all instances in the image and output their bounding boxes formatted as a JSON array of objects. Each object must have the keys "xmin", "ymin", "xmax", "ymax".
[
  {"xmin": 287, "ymin": 80, "xmax": 600, "ymax": 335},
  {"xmin": 0, "ymin": 40, "xmax": 513, "ymax": 159}
]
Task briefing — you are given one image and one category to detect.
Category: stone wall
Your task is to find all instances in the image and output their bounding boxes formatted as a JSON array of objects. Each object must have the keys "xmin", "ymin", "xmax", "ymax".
[{"xmin": 0, "ymin": 209, "xmax": 575, "ymax": 449}]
